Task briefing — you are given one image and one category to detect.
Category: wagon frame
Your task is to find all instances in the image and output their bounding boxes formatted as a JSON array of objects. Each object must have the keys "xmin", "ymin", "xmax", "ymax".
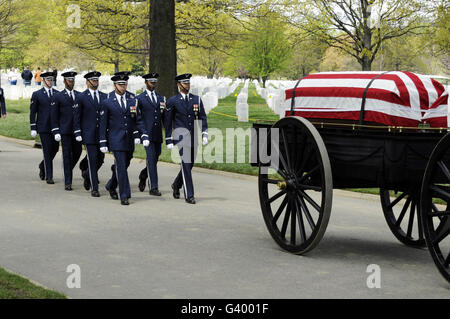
[{"xmin": 251, "ymin": 74, "xmax": 450, "ymax": 283}]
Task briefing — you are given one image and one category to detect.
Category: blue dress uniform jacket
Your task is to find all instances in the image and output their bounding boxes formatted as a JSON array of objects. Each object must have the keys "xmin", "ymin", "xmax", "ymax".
[
  {"xmin": 73, "ymin": 89, "xmax": 108, "ymax": 144},
  {"xmin": 50, "ymin": 89, "xmax": 81, "ymax": 135},
  {"xmin": 135, "ymin": 90, "xmax": 165, "ymax": 191},
  {"xmin": 164, "ymin": 93, "xmax": 208, "ymax": 200},
  {"xmin": 29, "ymin": 87, "xmax": 60, "ymax": 181},
  {"xmin": 0, "ymin": 88, "xmax": 6, "ymax": 116},
  {"xmin": 99, "ymin": 94, "xmax": 148, "ymax": 152},
  {"xmin": 50, "ymin": 89, "xmax": 82, "ymax": 186},
  {"xmin": 164, "ymin": 93, "xmax": 208, "ymax": 145},
  {"xmin": 30, "ymin": 87, "xmax": 59, "ymax": 133},
  {"xmin": 108, "ymin": 90, "xmax": 140, "ymax": 140},
  {"xmin": 136, "ymin": 90, "xmax": 165, "ymax": 143}
]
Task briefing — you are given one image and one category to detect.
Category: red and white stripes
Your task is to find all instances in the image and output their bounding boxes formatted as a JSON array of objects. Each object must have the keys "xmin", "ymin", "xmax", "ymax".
[{"xmin": 284, "ymin": 71, "xmax": 448, "ymax": 127}]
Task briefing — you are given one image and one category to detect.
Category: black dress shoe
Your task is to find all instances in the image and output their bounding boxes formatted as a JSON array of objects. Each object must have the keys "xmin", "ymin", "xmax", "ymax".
[
  {"xmin": 185, "ymin": 197, "xmax": 196, "ymax": 204},
  {"xmin": 171, "ymin": 184, "xmax": 180, "ymax": 199},
  {"xmin": 39, "ymin": 164, "xmax": 45, "ymax": 180},
  {"xmin": 138, "ymin": 177, "xmax": 146, "ymax": 192},
  {"xmin": 105, "ymin": 186, "xmax": 118, "ymax": 200},
  {"xmin": 82, "ymin": 171, "xmax": 91, "ymax": 191},
  {"xmin": 91, "ymin": 190, "xmax": 100, "ymax": 197},
  {"xmin": 149, "ymin": 188, "xmax": 161, "ymax": 196},
  {"xmin": 46, "ymin": 179, "xmax": 54, "ymax": 185},
  {"xmin": 121, "ymin": 199, "xmax": 129, "ymax": 205},
  {"xmin": 65, "ymin": 185, "xmax": 72, "ymax": 191}
]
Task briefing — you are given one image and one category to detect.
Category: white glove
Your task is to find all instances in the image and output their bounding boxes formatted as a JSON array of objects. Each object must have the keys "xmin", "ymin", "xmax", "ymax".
[
  {"xmin": 31, "ymin": 130, "xmax": 37, "ymax": 138},
  {"xmin": 203, "ymin": 136, "xmax": 208, "ymax": 145},
  {"xmin": 167, "ymin": 143, "xmax": 174, "ymax": 150},
  {"xmin": 143, "ymin": 140, "xmax": 150, "ymax": 147},
  {"xmin": 54, "ymin": 134, "xmax": 61, "ymax": 142},
  {"xmin": 100, "ymin": 147, "xmax": 108, "ymax": 153},
  {"xmin": 134, "ymin": 138, "xmax": 141, "ymax": 145},
  {"xmin": 75, "ymin": 136, "xmax": 82, "ymax": 142}
]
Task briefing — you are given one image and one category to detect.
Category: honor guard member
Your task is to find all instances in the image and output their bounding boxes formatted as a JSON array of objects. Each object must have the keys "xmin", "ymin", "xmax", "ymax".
[
  {"xmin": 0, "ymin": 87, "xmax": 6, "ymax": 119},
  {"xmin": 73, "ymin": 71, "xmax": 107, "ymax": 197},
  {"xmin": 50, "ymin": 71, "xmax": 82, "ymax": 190},
  {"xmin": 99, "ymin": 72, "xmax": 147, "ymax": 205},
  {"xmin": 164, "ymin": 73, "xmax": 208, "ymax": 204},
  {"xmin": 136, "ymin": 72, "xmax": 165, "ymax": 196},
  {"xmin": 107, "ymin": 71, "xmax": 142, "ymax": 173},
  {"xmin": 30, "ymin": 72, "xmax": 60, "ymax": 184}
]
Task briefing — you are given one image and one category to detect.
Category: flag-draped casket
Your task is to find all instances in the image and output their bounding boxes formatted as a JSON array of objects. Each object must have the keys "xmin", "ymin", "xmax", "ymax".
[{"xmin": 284, "ymin": 71, "xmax": 448, "ymax": 128}]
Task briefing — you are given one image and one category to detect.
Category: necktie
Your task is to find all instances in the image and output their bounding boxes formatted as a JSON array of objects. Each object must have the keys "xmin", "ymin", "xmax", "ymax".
[
  {"xmin": 93, "ymin": 91, "xmax": 98, "ymax": 105},
  {"xmin": 71, "ymin": 91, "xmax": 75, "ymax": 101},
  {"xmin": 152, "ymin": 92, "xmax": 156, "ymax": 105},
  {"xmin": 120, "ymin": 96, "xmax": 125, "ymax": 110},
  {"xmin": 185, "ymin": 94, "xmax": 189, "ymax": 105},
  {"xmin": 49, "ymin": 89, "xmax": 53, "ymax": 97}
]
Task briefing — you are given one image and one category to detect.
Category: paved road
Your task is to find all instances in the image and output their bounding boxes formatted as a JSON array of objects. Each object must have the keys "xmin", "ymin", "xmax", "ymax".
[{"xmin": 0, "ymin": 136, "xmax": 448, "ymax": 298}]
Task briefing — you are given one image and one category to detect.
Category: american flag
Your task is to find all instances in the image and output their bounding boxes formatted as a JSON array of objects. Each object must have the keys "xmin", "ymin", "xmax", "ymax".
[{"xmin": 284, "ymin": 71, "xmax": 448, "ymax": 128}]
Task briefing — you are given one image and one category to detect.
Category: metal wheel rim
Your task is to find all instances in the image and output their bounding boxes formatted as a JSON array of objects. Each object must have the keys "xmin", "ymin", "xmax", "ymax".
[
  {"xmin": 420, "ymin": 133, "xmax": 450, "ymax": 282},
  {"xmin": 258, "ymin": 116, "xmax": 333, "ymax": 255},
  {"xmin": 380, "ymin": 188, "xmax": 426, "ymax": 248}
]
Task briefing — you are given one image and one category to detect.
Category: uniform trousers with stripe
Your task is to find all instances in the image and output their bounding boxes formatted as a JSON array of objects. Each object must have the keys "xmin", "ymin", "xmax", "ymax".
[
  {"xmin": 139, "ymin": 142, "xmax": 162, "ymax": 190},
  {"xmin": 107, "ymin": 150, "xmax": 133, "ymax": 200},
  {"xmin": 61, "ymin": 134, "xmax": 82, "ymax": 185},
  {"xmin": 79, "ymin": 144, "xmax": 105, "ymax": 192},
  {"xmin": 39, "ymin": 133, "xmax": 59, "ymax": 181},
  {"xmin": 173, "ymin": 138, "xmax": 198, "ymax": 199}
]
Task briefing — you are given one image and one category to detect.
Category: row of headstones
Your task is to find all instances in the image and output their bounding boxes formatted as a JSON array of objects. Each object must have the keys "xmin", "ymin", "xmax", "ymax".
[
  {"xmin": 254, "ymin": 80, "xmax": 298, "ymax": 119},
  {"xmin": 0, "ymin": 72, "xmax": 241, "ymax": 110},
  {"xmin": 1, "ymin": 72, "xmax": 145, "ymax": 100},
  {"xmin": 236, "ymin": 80, "xmax": 250, "ymax": 122},
  {"xmin": 190, "ymin": 77, "xmax": 242, "ymax": 114}
]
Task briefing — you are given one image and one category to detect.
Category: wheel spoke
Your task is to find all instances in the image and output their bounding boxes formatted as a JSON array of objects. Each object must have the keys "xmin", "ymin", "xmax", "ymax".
[
  {"xmin": 294, "ymin": 197, "xmax": 307, "ymax": 243},
  {"xmin": 437, "ymin": 160, "xmax": 450, "ymax": 182},
  {"xmin": 297, "ymin": 165, "xmax": 319, "ymax": 184},
  {"xmin": 387, "ymin": 192, "xmax": 407, "ymax": 210},
  {"xmin": 299, "ymin": 189, "xmax": 321, "ymax": 212},
  {"xmin": 418, "ymin": 205, "xmax": 424, "ymax": 241},
  {"xmin": 266, "ymin": 189, "xmax": 287, "ymax": 205},
  {"xmin": 406, "ymin": 200, "xmax": 416, "ymax": 238},
  {"xmin": 298, "ymin": 184, "xmax": 322, "ymax": 191},
  {"xmin": 432, "ymin": 221, "xmax": 450, "ymax": 245},
  {"xmin": 444, "ymin": 252, "xmax": 450, "ymax": 268},
  {"xmin": 290, "ymin": 199, "xmax": 296, "ymax": 245},
  {"xmin": 294, "ymin": 134, "xmax": 307, "ymax": 173},
  {"xmin": 271, "ymin": 141, "xmax": 290, "ymax": 175},
  {"xmin": 281, "ymin": 128, "xmax": 292, "ymax": 172},
  {"xmin": 297, "ymin": 194, "xmax": 316, "ymax": 231},
  {"xmin": 280, "ymin": 200, "xmax": 291, "ymax": 239},
  {"xmin": 296, "ymin": 147, "xmax": 314, "ymax": 175},
  {"xmin": 395, "ymin": 196, "xmax": 411, "ymax": 227},
  {"xmin": 430, "ymin": 185, "xmax": 450, "ymax": 201},
  {"xmin": 272, "ymin": 196, "xmax": 288, "ymax": 225},
  {"xmin": 262, "ymin": 177, "xmax": 282, "ymax": 185},
  {"xmin": 429, "ymin": 210, "xmax": 450, "ymax": 217}
]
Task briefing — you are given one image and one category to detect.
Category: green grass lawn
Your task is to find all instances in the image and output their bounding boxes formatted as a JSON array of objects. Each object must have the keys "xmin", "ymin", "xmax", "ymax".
[{"xmin": 0, "ymin": 267, "xmax": 66, "ymax": 299}]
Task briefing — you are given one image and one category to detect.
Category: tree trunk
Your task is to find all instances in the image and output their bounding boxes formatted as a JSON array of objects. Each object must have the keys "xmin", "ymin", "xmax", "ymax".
[
  {"xmin": 361, "ymin": 56, "xmax": 372, "ymax": 71},
  {"xmin": 150, "ymin": 0, "xmax": 177, "ymax": 98}
]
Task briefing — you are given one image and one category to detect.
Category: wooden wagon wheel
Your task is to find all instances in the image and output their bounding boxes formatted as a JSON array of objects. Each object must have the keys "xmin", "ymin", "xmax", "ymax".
[
  {"xmin": 420, "ymin": 133, "xmax": 450, "ymax": 283},
  {"xmin": 258, "ymin": 116, "xmax": 333, "ymax": 254},
  {"xmin": 380, "ymin": 188, "xmax": 425, "ymax": 248}
]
